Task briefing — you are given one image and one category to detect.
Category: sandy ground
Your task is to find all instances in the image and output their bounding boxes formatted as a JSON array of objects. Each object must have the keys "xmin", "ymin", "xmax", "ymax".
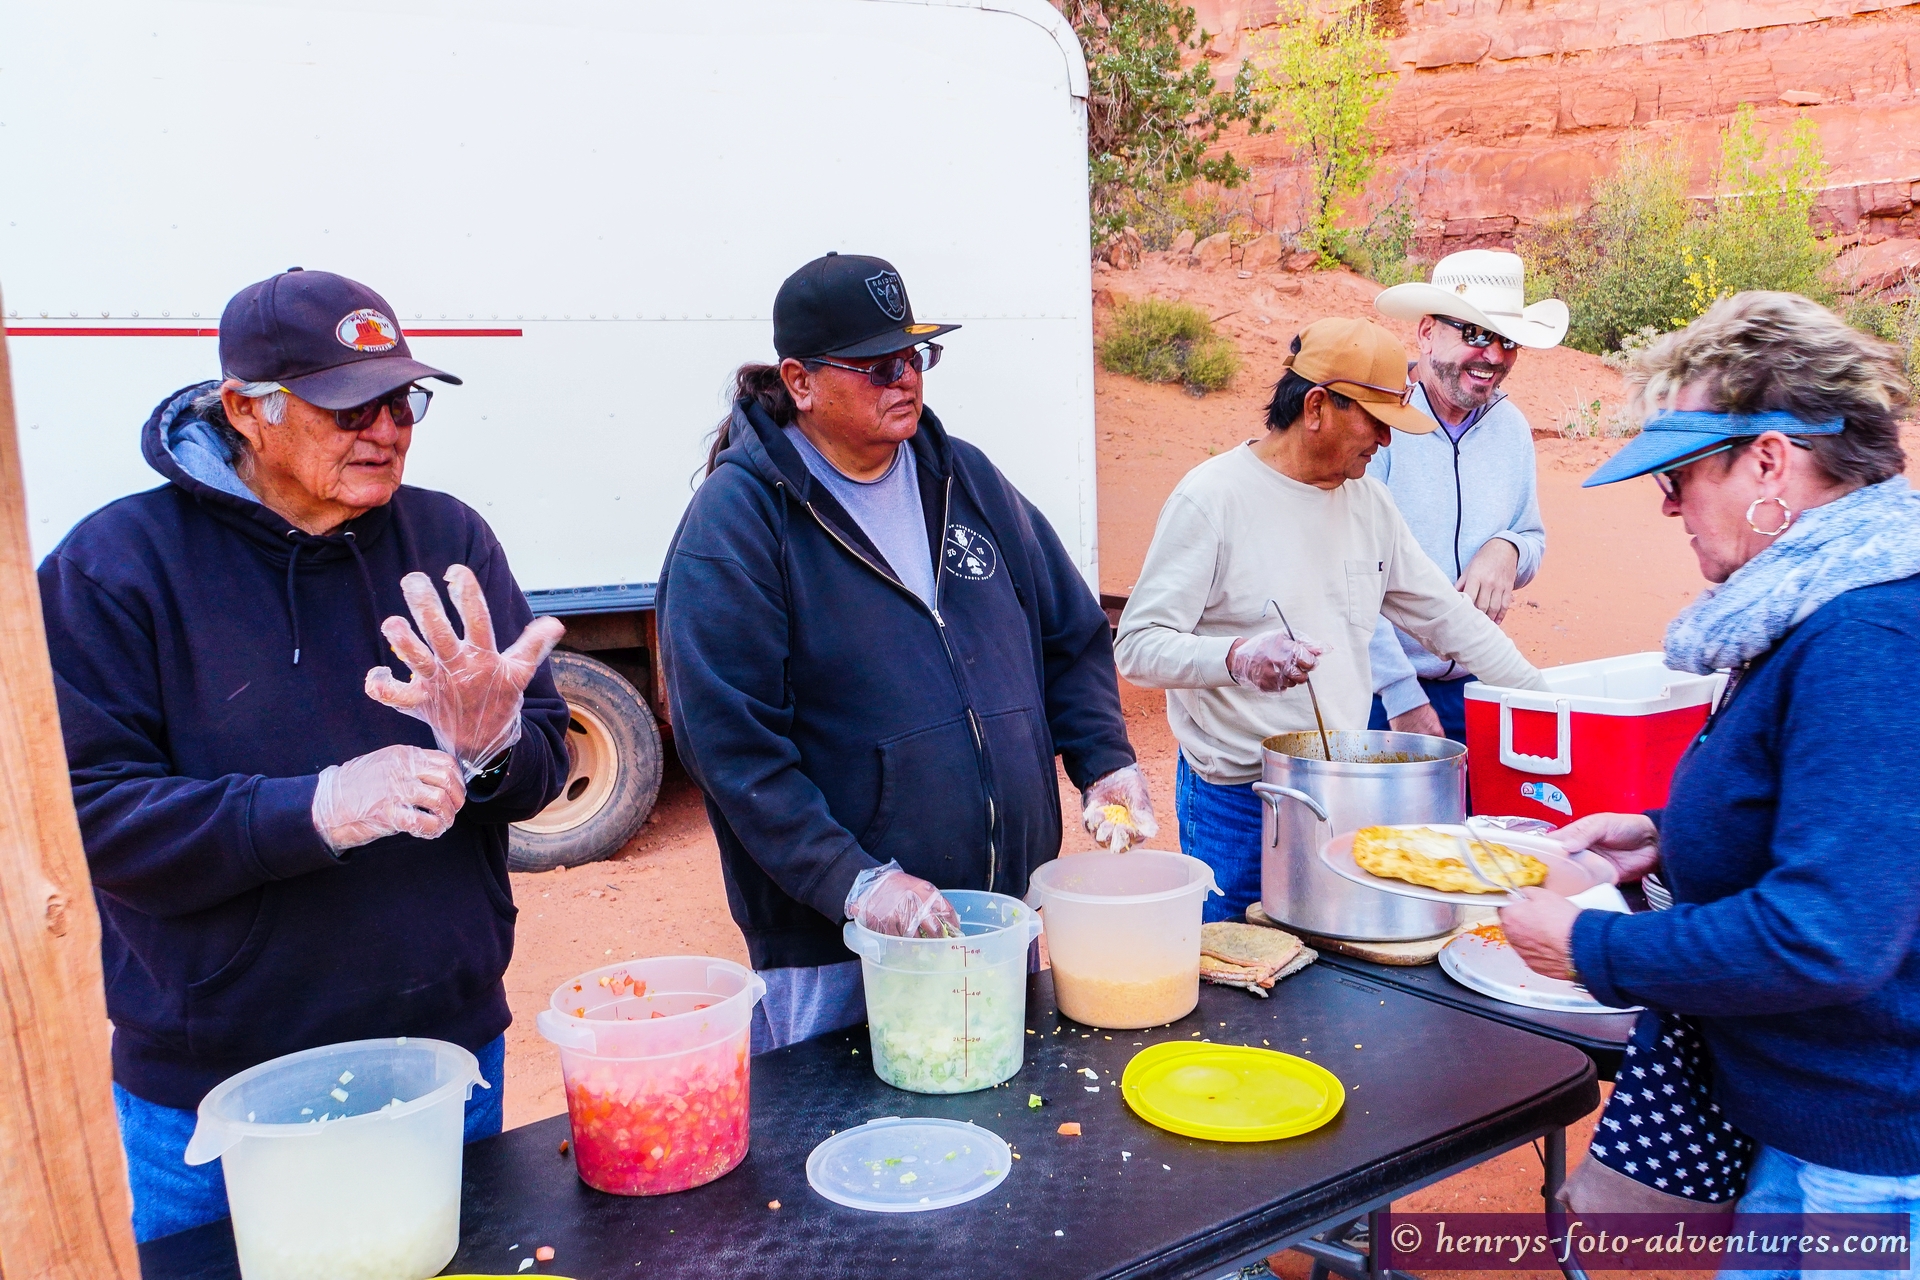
[{"xmin": 501, "ymin": 254, "xmax": 1907, "ymax": 1276}]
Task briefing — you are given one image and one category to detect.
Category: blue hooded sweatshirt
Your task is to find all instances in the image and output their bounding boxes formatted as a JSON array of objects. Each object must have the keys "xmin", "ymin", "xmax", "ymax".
[
  {"xmin": 38, "ymin": 382, "xmax": 569, "ymax": 1110},
  {"xmin": 658, "ymin": 400, "xmax": 1135, "ymax": 971}
]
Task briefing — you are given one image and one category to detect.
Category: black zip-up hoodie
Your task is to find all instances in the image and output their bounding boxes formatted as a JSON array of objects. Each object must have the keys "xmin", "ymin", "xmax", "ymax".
[
  {"xmin": 38, "ymin": 382, "xmax": 569, "ymax": 1109},
  {"xmin": 658, "ymin": 400, "xmax": 1135, "ymax": 970}
]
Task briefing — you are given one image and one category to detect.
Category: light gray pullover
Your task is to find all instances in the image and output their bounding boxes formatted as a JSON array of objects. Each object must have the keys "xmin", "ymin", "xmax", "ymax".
[{"xmin": 1366, "ymin": 381, "xmax": 1545, "ymax": 716}]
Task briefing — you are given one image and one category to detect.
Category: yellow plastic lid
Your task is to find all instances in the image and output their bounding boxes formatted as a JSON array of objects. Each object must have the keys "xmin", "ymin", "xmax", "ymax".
[{"xmin": 1120, "ymin": 1042, "xmax": 1344, "ymax": 1142}]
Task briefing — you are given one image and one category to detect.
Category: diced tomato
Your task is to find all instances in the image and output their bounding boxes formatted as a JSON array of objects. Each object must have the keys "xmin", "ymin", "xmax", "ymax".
[{"xmin": 559, "ymin": 1033, "xmax": 751, "ymax": 1196}]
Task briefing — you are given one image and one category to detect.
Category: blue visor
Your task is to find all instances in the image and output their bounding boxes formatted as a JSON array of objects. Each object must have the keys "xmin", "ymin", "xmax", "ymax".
[{"xmin": 1582, "ymin": 410, "xmax": 1844, "ymax": 488}]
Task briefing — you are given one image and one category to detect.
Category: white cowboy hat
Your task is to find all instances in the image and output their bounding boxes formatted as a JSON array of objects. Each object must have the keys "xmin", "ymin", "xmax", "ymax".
[{"xmin": 1374, "ymin": 249, "xmax": 1568, "ymax": 350}]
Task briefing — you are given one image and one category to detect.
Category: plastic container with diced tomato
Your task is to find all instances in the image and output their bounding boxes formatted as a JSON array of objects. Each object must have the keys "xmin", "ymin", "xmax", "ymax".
[
  {"xmin": 536, "ymin": 956, "xmax": 764, "ymax": 1196},
  {"xmin": 1464, "ymin": 653, "xmax": 1727, "ymax": 822}
]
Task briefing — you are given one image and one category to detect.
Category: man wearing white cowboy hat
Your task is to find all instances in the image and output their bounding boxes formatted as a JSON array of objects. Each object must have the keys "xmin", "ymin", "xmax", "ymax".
[{"xmin": 1365, "ymin": 249, "xmax": 1568, "ymax": 754}]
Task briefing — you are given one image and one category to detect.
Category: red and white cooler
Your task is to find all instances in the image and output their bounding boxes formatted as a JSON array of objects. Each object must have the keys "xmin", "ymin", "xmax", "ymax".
[{"xmin": 1464, "ymin": 653, "xmax": 1727, "ymax": 821}]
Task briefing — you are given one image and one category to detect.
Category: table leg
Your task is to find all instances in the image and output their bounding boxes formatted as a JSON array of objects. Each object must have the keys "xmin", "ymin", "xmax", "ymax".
[{"xmin": 1541, "ymin": 1128, "xmax": 1594, "ymax": 1280}]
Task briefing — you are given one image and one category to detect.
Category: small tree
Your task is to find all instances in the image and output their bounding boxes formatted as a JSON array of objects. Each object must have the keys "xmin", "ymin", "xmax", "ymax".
[
  {"xmin": 1524, "ymin": 138, "xmax": 1694, "ymax": 353},
  {"xmin": 1249, "ymin": 0, "xmax": 1392, "ymax": 261},
  {"xmin": 1064, "ymin": 0, "xmax": 1272, "ymax": 243},
  {"xmin": 1695, "ymin": 104, "xmax": 1832, "ymax": 302}
]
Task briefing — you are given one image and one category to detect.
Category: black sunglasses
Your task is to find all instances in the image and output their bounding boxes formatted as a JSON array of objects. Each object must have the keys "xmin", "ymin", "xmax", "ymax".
[
  {"xmin": 1434, "ymin": 316, "xmax": 1519, "ymax": 352},
  {"xmin": 1651, "ymin": 436, "xmax": 1814, "ymax": 501},
  {"xmin": 333, "ymin": 385, "xmax": 432, "ymax": 433},
  {"xmin": 811, "ymin": 343, "xmax": 943, "ymax": 388}
]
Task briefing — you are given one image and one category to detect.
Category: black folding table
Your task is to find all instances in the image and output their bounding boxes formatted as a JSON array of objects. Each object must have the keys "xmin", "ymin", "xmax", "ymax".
[{"xmin": 139, "ymin": 964, "xmax": 1598, "ymax": 1280}]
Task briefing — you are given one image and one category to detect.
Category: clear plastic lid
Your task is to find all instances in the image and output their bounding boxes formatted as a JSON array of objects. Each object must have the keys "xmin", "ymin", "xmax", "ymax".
[{"xmin": 805, "ymin": 1117, "xmax": 1010, "ymax": 1213}]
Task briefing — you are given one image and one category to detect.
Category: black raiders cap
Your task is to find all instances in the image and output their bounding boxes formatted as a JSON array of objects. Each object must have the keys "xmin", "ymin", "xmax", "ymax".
[
  {"xmin": 772, "ymin": 253, "xmax": 959, "ymax": 360},
  {"xmin": 219, "ymin": 268, "xmax": 461, "ymax": 410}
]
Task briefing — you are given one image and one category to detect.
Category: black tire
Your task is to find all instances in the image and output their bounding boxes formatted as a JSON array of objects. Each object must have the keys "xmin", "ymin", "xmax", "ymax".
[{"xmin": 508, "ymin": 650, "xmax": 663, "ymax": 872}]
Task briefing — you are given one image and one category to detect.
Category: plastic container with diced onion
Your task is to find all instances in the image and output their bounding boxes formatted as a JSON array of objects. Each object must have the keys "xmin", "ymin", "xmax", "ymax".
[{"xmin": 536, "ymin": 956, "xmax": 765, "ymax": 1195}]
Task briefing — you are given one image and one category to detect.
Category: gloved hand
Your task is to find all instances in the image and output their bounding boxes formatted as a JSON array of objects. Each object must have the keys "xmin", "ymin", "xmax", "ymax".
[
  {"xmin": 1081, "ymin": 764, "xmax": 1159, "ymax": 853},
  {"xmin": 845, "ymin": 860, "xmax": 962, "ymax": 938},
  {"xmin": 364, "ymin": 565, "xmax": 566, "ymax": 780},
  {"xmin": 1227, "ymin": 630, "xmax": 1323, "ymax": 693},
  {"xmin": 311, "ymin": 744, "xmax": 466, "ymax": 853}
]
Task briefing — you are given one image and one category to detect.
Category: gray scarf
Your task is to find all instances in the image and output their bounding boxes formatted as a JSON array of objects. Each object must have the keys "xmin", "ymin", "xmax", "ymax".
[{"xmin": 1664, "ymin": 476, "xmax": 1920, "ymax": 675}]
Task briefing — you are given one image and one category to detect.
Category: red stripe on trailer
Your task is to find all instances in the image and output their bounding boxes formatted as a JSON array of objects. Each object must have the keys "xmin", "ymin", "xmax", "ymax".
[{"xmin": 4, "ymin": 327, "xmax": 523, "ymax": 338}]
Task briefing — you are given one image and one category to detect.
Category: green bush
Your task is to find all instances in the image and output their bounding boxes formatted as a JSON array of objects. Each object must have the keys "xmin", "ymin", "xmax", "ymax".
[
  {"xmin": 1100, "ymin": 298, "xmax": 1242, "ymax": 392},
  {"xmin": 1523, "ymin": 105, "xmax": 1834, "ymax": 355},
  {"xmin": 1844, "ymin": 283, "xmax": 1920, "ymax": 387},
  {"xmin": 1329, "ymin": 198, "xmax": 1422, "ymax": 285}
]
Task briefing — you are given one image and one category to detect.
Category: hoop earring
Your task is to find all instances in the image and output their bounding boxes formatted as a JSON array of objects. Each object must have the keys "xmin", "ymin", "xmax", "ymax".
[{"xmin": 1747, "ymin": 495, "xmax": 1793, "ymax": 536}]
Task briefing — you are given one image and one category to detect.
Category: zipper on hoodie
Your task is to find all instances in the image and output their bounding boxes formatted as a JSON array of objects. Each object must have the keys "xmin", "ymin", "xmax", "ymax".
[{"xmin": 790, "ymin": 475, "xmax": 1001, "ymax": 893}]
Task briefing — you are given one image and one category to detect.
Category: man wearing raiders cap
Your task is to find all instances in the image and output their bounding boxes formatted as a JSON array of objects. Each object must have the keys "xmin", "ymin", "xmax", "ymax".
[
  {"xmin": 37, "ymin": 268, "xmax": 569, "ymax": 1240},
  {"xmin": 1366, "ymin": 249, "xmax": 1565, "ymax": 752},
  {"xmin": 660, "ymin": 253, "xmax": 1152, "ymax": 1051}
]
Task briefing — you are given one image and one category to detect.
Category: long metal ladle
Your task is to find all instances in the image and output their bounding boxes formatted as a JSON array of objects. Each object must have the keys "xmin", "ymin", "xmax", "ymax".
[{"xmin": 1268, "ymin": 601, "xmax": 1332, "ymax": 762}]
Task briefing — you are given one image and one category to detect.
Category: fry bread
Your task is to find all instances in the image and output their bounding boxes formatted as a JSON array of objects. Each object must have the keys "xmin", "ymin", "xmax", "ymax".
[{"xmin": 1353, "ymin": 826, "xmax": 1547, "ymax": 894}]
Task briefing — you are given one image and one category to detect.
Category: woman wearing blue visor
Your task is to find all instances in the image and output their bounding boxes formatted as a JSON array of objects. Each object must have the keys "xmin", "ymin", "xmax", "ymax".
[{"xmin": 1498, "ymin": 291, "xmax": 1920, "ymax": 1272}]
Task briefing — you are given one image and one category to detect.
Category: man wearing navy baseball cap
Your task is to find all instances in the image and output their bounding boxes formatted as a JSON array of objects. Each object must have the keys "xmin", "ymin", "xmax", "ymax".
[
  {"xmin": 659, "ymin": 252, "xmax": 1154, "ymax": 1052},
  {"xmin": 37, "ymin": 268, "xmax": 570, "ymax": 1241}
]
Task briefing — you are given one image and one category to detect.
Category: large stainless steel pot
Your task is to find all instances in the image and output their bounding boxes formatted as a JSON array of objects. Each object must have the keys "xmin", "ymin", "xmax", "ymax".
[{"xmin": 1254, "ymin": 730, "xmax": 1465, "ymax": 942}]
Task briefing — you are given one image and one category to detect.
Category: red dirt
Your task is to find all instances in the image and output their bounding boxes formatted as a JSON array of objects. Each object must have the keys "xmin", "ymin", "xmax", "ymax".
[{"xmin": 502, "ymin": 256, "xmax": 1905, "ymax": 1275}]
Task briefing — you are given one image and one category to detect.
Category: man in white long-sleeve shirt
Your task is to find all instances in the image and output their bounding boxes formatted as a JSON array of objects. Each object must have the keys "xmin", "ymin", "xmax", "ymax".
[
  {"xmin": 1114, "ymin": 317, "xmax": 1550, "ymax": 920},
  {"xmin": 1366, "ymin": 250, "xmax": 1564, "ymax": 746}
]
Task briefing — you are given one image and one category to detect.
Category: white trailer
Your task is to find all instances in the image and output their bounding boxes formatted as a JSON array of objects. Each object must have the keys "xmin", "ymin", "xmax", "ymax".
[{"xmin": 1, "ymin": 0, "xmax": 1096, "ymax": 867}]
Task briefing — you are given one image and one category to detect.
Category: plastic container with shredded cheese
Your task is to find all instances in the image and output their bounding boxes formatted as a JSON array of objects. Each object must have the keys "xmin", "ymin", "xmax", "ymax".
[{"xmin": 1026, "ymin": 851, "xmax": 1220, "ymax": 1028}]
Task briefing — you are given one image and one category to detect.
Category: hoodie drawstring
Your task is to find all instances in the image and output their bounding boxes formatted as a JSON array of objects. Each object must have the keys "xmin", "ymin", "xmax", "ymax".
[
  {"xmin": 341, "ymin": 531, "xmax": 389, "ymax": 666},
  {"xmin": 284, "ymin": 536, "xmax": 304, "ymax": 666}
]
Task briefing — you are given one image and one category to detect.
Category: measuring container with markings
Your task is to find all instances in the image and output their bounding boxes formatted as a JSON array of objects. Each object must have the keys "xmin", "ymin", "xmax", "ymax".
[{"xmin": 845, "ymin": 890, "xmax": 1039, "ymax": 1094}]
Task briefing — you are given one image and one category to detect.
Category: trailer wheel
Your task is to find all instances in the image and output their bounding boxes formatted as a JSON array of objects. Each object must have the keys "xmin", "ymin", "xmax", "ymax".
[{"xmin": 509, "ymin": 651, "xmax": 662, "ymax": 872}]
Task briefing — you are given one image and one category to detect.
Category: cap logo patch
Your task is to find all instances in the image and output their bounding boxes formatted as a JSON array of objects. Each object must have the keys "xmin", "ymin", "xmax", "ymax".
[
  {"xmin": 905, "ymin": 323, "xmax": 940, "ymax": 336},
  {"xmin": 336, "ymin": 308, "xmax": 400, "ymax": 352},
  {"xmin": 865, "ymin": 271, "xmax": 908, "ymax": 323}
]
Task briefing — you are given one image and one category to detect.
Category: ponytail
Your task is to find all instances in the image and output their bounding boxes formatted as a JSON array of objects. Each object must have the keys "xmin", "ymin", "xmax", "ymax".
[{"xmin": 705, "ymin": 362, "xmax": 806, "ymax": 476}]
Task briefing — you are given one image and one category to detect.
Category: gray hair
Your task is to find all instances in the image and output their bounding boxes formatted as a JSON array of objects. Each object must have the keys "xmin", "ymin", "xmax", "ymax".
[
  {"xmin": 188, "ymin": 378, "xmax": 287, "ymax": 459},
  {"xmin": 1628, "ymin": 291, "xmax": 1910, "ymax": 488}
]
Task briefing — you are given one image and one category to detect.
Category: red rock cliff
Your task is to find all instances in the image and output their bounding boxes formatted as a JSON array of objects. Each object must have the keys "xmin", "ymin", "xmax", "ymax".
[{"xmin": 1182, "ymin": 0, "xmax": 1920, "ymax": 276}]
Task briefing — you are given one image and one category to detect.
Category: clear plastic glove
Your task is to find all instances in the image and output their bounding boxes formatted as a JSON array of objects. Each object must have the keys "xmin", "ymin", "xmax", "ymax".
[
  {"xmin": 364, "ymin": 565, "xmax": 566, "ymax": 780},
  {"xmin": 844, "ymin": 860, "xmax": 962, "ymax": 938},
  {"xmin": 311, "ymin": 744, "xmax": 466, "ymax": 853},
  {"xmin": 1080, "ymin": 764, "xmax": 1159, "ymax": 853},
  {"xmin": 1227, "ymin": 630, "xmax": 1323, "ymax": 693}
]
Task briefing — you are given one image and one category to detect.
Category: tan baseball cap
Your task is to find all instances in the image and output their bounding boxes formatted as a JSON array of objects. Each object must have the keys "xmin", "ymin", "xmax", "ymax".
[{"xmin": 1283, "ymin": 317, "xmax": 1435, "ymax": 434}]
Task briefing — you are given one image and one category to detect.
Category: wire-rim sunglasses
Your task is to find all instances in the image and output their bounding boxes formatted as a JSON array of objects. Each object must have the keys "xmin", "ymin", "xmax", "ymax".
[
  {"xmin": 810, "ymin": 343, "xmax": 943, "ymax": 388},
  {"xmin": 332, "ymin": 385, "xmax": 432, "ymax": 433}
]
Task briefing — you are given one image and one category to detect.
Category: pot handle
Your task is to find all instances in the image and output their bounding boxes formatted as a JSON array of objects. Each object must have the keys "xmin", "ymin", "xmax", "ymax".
[
  {"xmin": 1252, "ymin": 782, "xmax": 1329, "ymax": 849},
  {"xmin": 535, "ymin": 1008, "xmax": 599, "ymax": 1054}
]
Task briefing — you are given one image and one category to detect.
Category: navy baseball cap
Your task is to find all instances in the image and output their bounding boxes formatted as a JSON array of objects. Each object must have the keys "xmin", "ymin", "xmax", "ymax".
[
  {"xmin": 772, "ymin": 253, "xmax": 958, "ymax": 360},
  {"xmin": 1582, "ymin": 409, "xmax": 1845, "ymax": 487},
  {"xmin": 219, "ymin": 268, "xmax": 461, "ymax": 410}
]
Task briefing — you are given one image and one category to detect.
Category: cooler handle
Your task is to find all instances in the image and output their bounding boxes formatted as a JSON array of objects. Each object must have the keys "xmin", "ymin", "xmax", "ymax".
[
  {"xmin": 1252, "ymin": 782, "xmax": 1328, "ymax": 848},
  {"xmin": 1498, "ymin": 692, "xmax": 1573, "ymax": 776}
]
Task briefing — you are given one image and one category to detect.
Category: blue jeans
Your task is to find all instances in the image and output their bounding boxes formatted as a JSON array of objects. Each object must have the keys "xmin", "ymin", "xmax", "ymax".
[
  {"xmin": 1176, "ymin": 754, "xmax": 1264, "ymax": 924},
  {"xmin": 750, "ymin": 960, "xmax": 867, "ymax": 1055},
  {"xmin": 1719, "ymin": 1145, "xmax": 1920, "ymax": 1280},
  {"xmin": 114, "ymin": 1033, "xmax": 506, "ymax": 1244}
]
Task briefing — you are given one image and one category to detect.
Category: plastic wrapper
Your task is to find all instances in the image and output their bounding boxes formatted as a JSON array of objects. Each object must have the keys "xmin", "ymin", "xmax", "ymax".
[
  {"xmin": 364, "ymin": 564, "xmax": 565, "ymax": 780},
  {"xmin": 1080, "ymin": 763, "xmax": 1159, "ymax": 853},
  {"xmin": 311, "ymin": 744, "xmax": 465, "ymax": 852},
  {"xmin": 844, "ymin": 861, "xmax": 961, "ymax": 938},
  {"xmin": 1228, "ymin": 630, "xmax": 1322, "ymax": 693}
]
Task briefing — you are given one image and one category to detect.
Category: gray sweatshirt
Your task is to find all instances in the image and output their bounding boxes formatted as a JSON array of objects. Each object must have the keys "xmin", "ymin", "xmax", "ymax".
[{"xmin": 1366, "ymin": 382, "xmax": 1545, "ymax": 716}]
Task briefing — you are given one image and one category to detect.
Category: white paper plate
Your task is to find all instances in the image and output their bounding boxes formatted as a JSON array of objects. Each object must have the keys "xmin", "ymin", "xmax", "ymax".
[
  {"xmin": 1439, "ymin": 930, "xmax": 1640, "ymax": 1015},
  {"xmin": 806, "ymin": 1117, "xmax": 1011, "ymax": 1213},
  {"xmin": 1318, "ymin": 824, "xmax": 1603, "ymax": 907}
]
